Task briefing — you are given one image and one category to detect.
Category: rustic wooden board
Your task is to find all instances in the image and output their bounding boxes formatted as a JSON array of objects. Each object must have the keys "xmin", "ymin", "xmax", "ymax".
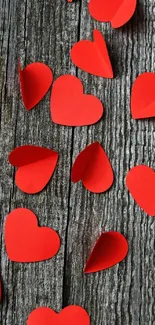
[{"xmin": 0, "ymin": 0, "xmax": 155, "ymax": 324}]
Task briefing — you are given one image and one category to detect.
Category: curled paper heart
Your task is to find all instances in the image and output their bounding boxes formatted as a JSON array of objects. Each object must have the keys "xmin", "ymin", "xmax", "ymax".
[
  {"xmin": 88, "ymin": 0, "xmax": 137, "ymax": 28},
  {"xmin": 50, "ymin": 75, "xmax": 103, "ymax": 126},
  {"xmin": 126, "ymin": 165, "xmax": 155, "ymax": 216},
  {"xmin": 27, "ymin": 306, "xmax": 90, "ymax": 325},
  {"xmin": 131, "ymin": 72, "xmax": 155, "ymax": 119},
  {"xmin": 5, "ymin": 208, "xmax": 60, "ymax": 262},
  {"xmin": 71, "ymin": 142, "xmax": 114, "ymax": 193},
  {"xmin": 19, "ymin": 61, "xmax": 53, "ymax": 110},
  {"xmin": 9, "ymin": 145, "xmax": 58, "ymax": 194},
  {"xmin": 84, "ymin": 231, "xmax": 128, "ymax": 273},
  {"xmin": 70, "ymin": 29, "xmax": 113, "ymax": 78}
]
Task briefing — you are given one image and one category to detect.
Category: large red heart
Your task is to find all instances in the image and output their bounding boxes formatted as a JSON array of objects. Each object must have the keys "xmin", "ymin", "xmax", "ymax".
[
  {"xmin": 88, "ymin": 0, "xmax": 137, "ymax": 28},
  {"xmin": 8, "ymin": 145, "xmax": 58, "ymax": 194},
  {"xmin": 126, "ymin": 165, "xmax": 155, "ymax": 216},
  {"xmin": 131, "ymin": 72, "xmax": 155, "ymax": 119},
  {"xmin": 70, "ymin": 30, "xmax": 113, "ymax": 78},
  {"xmin": 19, "ymin": 61, "xmax": 53, "ymax": 110},
  {"xmin": 71, "ymin": 142, "xmax": 114, "ymax": 193},
  {"xmin": 27, "ymin": 306, "xmax": 90, "ymax": 325},
  {"xmin": 84, "ymin": 231, "xmax": 128, "ymax": 273},
  {"xmin": 5, "ymin": 208, "xmax": 60, "ymax": 262},
  {"xmin": 50, "ymin": 75, "xmax": 103, "ymax": 126}
]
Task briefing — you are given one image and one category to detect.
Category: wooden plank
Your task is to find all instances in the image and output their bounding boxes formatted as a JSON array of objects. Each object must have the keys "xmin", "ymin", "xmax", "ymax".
[
  {"xmin": 64, "ymin": 1, "xmax": 155, "ymax": 325},
  {"xmin": 1, "ymin": 0, "xmax": 155, "ymax": 324},
  {"xmin": 0, "ymin": 0, "xmax": 80, "ymax": 323}
]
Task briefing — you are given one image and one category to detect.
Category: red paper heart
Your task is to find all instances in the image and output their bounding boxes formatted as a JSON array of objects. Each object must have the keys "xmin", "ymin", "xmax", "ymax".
[
  {"xmin": 19, "ymin": 61, "xmax": 53, "ymax": 110},
  {"xmin": 71, "ymin": 142, "xmax": 114, "ymax": 193},
  {"xmin": 126, "ymin": 165, "xmax": 155, "ymax": 216},
  {"xmin": 70, "ymin": 30, "xmax": 113, "ymax": 78},
  {"xmin": 5, "ymin": 208, "xmax": 60, "ymax": 262},
  {"xmin": 9, "ymin": 145, "xmax": 58, "ymax": 194},
  {"xmin": 84, "ymin": 231, "xmax": 128, "ymax": 273},
  {"xmin": 131, "ymin": 72, "xmax": 155, "ymax": 119},
  {"xmin": 50, "ymin": 75, "xmax": 103, "ymax": 126},
  {"xmin": 88, "ymin": 0, "xmax": 137, "ymax": 28},
  {"xmin": 27, "ymin": 306, "xmax": 90, "ymax": 325}
]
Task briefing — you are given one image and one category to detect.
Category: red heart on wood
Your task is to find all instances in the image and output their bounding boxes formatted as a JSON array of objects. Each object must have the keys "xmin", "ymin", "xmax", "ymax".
[
  {"xmin": 71, "ymin": 142, "xmax": 114, "ymax": 193},
  {"xmin": 19, "ymin": 61, "xmax": 53, "ymax": 110},
  {"xmin": 50, "ymin": 75, "xmax": 103, "ymax": 126},
  {"xmin": 9, "ymin": 145, "xmax": 58, "ymax": 194},
  {"xmin": 126, "ymin": 165, "xmax": 155, "ymax": 216},
  {"xmin": 27, "ymin": 306, "xmax": 90, "ymax": 325},
  {"xmin": 88, "ymin": 0, "xmax": 137, "ymax": 28},
  {"xmin": 5, "ymin": 208, "xmax": 60, "ymax": 262},
  {"xmin": 131, "ymin": 72, "xmax": 155, "ymax": 119},
  {"xmin": 84, "ymin": 231, "xmax": 128, "ymax": 273},
  {"xmin": 70, "ymin": 30, "xmax": 113, "ymax": 78}
]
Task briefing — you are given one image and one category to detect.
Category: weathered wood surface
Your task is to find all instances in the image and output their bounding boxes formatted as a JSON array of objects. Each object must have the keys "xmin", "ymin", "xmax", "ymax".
[{"xmin": 0, "ymin": 0, "xmax": 155, "ymax": 324}]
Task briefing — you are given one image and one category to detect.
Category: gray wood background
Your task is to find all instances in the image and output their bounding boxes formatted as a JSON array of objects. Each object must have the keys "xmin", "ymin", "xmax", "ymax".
[{"xmin": 0, "ymin": 0, "xmax": 155, "ymax": 324}]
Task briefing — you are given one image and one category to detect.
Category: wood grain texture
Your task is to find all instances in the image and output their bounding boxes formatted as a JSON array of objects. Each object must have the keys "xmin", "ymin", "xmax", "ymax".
[{"xmin": 0, "ymin": 0, "xmax": 155, "ymax": 324}]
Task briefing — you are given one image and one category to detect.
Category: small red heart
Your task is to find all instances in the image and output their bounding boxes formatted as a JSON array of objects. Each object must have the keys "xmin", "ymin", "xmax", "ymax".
[
  {"xmin": 126, "ymin": 165, "xmax": 155, "ymax": 216},
  {"xmin": 88, "ymin": 0, "xmax": 137, "ymax": 28},
  {"xmin": 84, "ymin": 231, "xmax": 128, "ymax": 273},
  {"xmin": 71, "ymin": 142, "xmax": 114, "ymax": 193},
  {"xmin": 50, "ymin": 75, "xmax": 103, "ymax": 126},
  {"xmin": 70, "ymin": 30, "xmax": 113, "ymax": 78},
  {"xmin": 19, "ymin": 61, "xmax": 53, "ymax": 110},
  {"xmin": 5, "ymin": 208, "xmax": 60, "ymax": 262},
  {"xmin": 27, "ymin": 306, "xmax": 90, "ymax": 325},
  {"xmin": 131, "ymin": 72, "xmax": 155, "ymax": 119},
  {"xmin": 8, "ymin": 145, "xmax": 58, "ymax": 194}
]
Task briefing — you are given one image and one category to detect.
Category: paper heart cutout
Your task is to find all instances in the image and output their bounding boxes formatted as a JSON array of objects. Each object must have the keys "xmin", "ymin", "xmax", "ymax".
[
  {"xmin": 19, "ymin": 61, "xmax": 53, "ymax": 110},
  {"xmin": 9, "ymin": 145, "xmax": 58, "ymax": 194},
  {"xmin": 27, "ymin": 306, "xmax": 90, "ymax": 325},
  {"xmin": 70, "ymin": 30, "xmax": 113, "ymax": 78},
  {"xmin": 88, "ymin": 0, "xmax": 137, "ymax": 28},
  {"xmin": 131, "ymin": 72, "xmax": 155, "ymax": 119},
  {"xmin": 50, "ymin": 75, "xmax": 103, "ymax": 126},
  {"xmin": 84, "ymin": 231, "xmax": 128, "ymax": 273},
  {"xmin": 126, "ymin": 165, "xmax": 155, "ymax": 216},
  {"xmin": 71, "ymin": 142, "xmax": 114, "ymax": 193},
  {"xmin": 5, "ymin": 208, "xmax": 60, "ymax": 262}
]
